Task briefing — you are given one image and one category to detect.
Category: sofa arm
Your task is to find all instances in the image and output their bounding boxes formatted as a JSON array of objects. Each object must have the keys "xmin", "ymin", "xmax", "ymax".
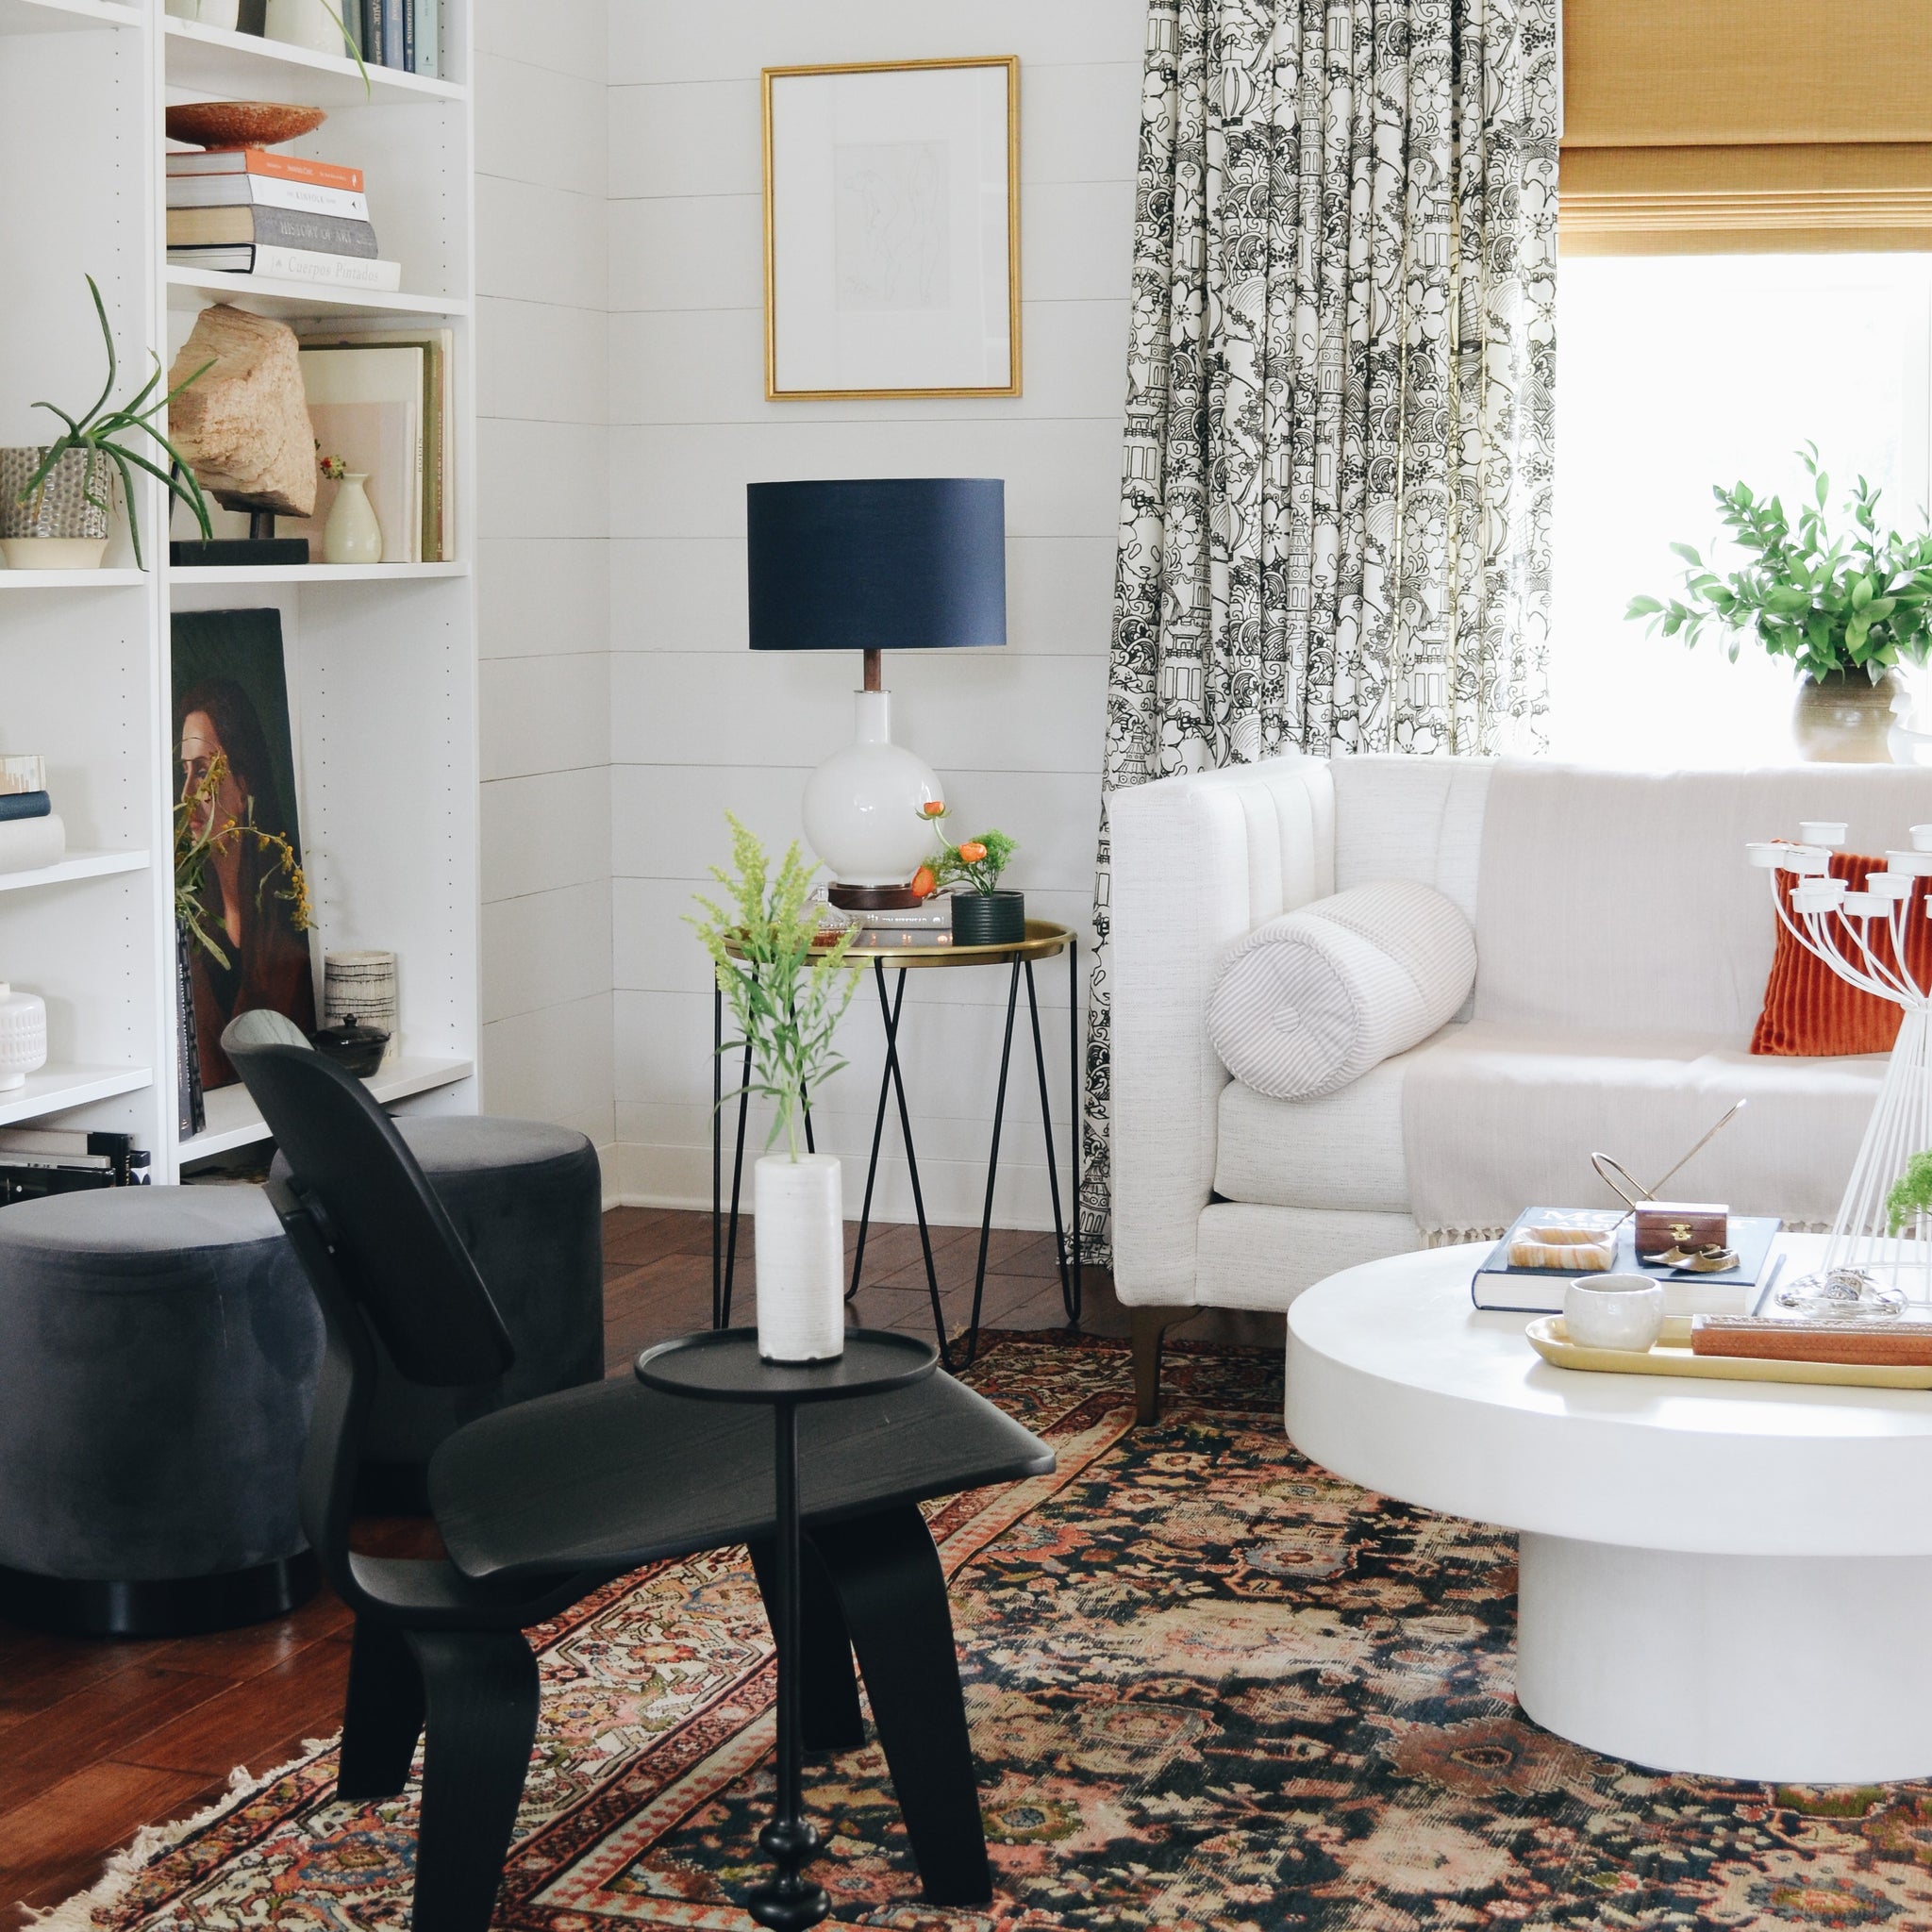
[{"xmin": 1108, "ymin": 754, "xmax": 1337, "ymax": 1306}]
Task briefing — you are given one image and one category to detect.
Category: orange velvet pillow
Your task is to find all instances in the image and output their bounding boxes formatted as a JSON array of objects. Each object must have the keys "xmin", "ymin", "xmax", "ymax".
[{"xmin": 1752, "ymin": 852, "xmax": 1932, "ymax": 1057}]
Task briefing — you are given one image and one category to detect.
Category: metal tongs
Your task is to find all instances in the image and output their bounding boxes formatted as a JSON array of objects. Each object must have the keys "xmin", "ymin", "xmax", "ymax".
[{"xmin": 1591, "ymin": 1099, "xmax": 1749, "ymax": 1212}]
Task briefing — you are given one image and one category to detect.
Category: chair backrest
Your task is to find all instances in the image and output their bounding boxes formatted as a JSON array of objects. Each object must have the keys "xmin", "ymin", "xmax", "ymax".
[{"xmin": 222, "ymin": 1026, "xmax": 513, "ymax": 1386}]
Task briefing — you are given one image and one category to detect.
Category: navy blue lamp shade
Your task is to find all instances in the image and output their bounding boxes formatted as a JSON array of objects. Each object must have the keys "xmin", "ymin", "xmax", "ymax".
[{"xmin": 746, "ymin": 478, "xmax": 1006, "ymax": 653}]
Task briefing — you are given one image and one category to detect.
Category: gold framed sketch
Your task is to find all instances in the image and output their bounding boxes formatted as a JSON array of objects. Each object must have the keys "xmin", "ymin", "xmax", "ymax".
[{"xmin": 762, "ymin": 57, "xmax": 1022, "ymax": 401}]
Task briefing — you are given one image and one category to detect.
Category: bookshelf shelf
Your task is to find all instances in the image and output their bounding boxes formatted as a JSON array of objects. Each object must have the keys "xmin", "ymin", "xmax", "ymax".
[
  {"xmin": 0, "ymin": 569, "xmax": 147, "ymax": 590},
  {"xmin": 1, "ymin": 0, "xmax": 479, "ymax": 1179},
  {"xmin": 165, "ymin": 267, "xmax": 471, "ymax": 322},
  {"xmin": 0, "ymin": 1064, "xmax": 152, "ymax": 1128},
  {"xmin": 0, "ymin": 850, "xmax": 149, "ymax": 894},
  {"xmin": 182, "ymin": 1054, "xmax": 474, "ymax": 1159},
  {"xmin": 171, "ymin": 560, "xmax": 468, "ymax": 585},
  {"xmin": 0, "ymin": 0, "xmax": 140, "ymax": 34},
  {"xmin": 163, "ymin": 16, "xmax": 464, "ymax": 106}
]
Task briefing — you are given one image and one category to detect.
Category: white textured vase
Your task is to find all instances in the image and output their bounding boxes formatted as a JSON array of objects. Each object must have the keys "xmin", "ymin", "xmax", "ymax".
[
  {"xmin": 323, "ymin": 473, "xmax": 383, "ymax": 565},
  {"xmin": 264, "ymin": 0, "xmax": 346, "ymax": 53},
  {"xmin": 753, "ymin": 1153, "xmax": 845, "ymax": 1362},
  {"xmin": 800, "ymin": 691, "xmax": 941, "ymax": 888},
  {"xmin": 0, "ymin": 983, "xmax": 48, "ymax": 1091}
]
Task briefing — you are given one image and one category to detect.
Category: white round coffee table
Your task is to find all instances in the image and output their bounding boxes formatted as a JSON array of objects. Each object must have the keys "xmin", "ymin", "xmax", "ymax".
[{"xmin": 1286, "ymin": 1238, "xmax": 1932, "ymax": 1783}]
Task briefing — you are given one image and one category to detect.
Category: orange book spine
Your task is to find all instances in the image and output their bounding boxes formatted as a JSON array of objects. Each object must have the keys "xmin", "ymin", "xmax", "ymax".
[{"xmin": 170, "ymin": 149, "xmax": 366, "ymax": 192}]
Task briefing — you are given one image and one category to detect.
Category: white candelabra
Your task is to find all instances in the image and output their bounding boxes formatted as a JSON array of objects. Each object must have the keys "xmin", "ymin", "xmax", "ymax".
[{"xmin": 1748, "ymin": 818, "xmax": 1932, "ymax": 1317}]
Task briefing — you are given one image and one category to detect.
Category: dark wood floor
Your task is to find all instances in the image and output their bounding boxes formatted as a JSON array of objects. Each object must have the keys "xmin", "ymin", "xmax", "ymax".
[{"xmin": 0, "ymin": 1207, "xmax": 1278, "ymax": 1922}]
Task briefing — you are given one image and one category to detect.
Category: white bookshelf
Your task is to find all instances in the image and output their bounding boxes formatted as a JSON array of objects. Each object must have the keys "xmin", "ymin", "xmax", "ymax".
[{"xmin": 0, "ymin": 0, "xmax": 477, "ymax": 1179}]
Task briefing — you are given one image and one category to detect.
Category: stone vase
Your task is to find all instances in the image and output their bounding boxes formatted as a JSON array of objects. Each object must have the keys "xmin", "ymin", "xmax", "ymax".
[
  {"xmin": 0, "ymin": 447, "xmax": 110, "ymax": 570},
  {"xmin": 753, "ymin": 1153, "xmax": 845, "ymax": 1362},
  {"xmin": 1791, "ymin": 668, "xmax": 1906, "ymax": 764}
]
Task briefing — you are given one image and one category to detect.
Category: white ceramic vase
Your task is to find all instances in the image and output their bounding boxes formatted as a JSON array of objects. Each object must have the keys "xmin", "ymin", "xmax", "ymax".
[
  {"xmin": 263, "ymin": 0, "xmax": 345, "ymax": 53},
  {"xmin": 165, "ymin": 0, "xmax": 242, "ymax": 27},
  {"xmin": 801, "ymin": 691, "xmax": 940, "ymax": 888},
  {"xmin": 0, "ymin": 983, "xmax": 48, "ymax": 1091},
  {"xmin": 323, "ymin": 473, "xmax": 383, "ymax": 565},
  {"xmin": 753, "ymin": 1153, "xmax": 845, "ymax": 1362}
]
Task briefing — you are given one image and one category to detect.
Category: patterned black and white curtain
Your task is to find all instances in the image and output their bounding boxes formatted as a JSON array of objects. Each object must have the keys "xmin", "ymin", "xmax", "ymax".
[{"xmin": 1080, "ymin": 0, "xmax": 1559, "ymax": 1255}]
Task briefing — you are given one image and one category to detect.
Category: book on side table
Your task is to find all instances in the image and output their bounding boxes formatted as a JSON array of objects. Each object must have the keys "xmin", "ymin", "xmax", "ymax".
[{"xmin": 1472, "ymin": 1206, "xmax": 1783, "ymax": 1316}]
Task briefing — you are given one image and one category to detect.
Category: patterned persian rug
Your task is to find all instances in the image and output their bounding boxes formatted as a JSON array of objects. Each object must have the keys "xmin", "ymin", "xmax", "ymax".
[{"xmin": 58, "ymin": 1330, "xmax": 1932, "ymax": 1930}]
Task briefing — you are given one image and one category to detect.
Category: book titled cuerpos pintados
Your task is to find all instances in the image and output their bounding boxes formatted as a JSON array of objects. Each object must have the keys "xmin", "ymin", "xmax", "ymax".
[
  {"xmin": 164, "ymin": 244, "xmax": 403, "ymax": 291},
  {"xmin": 167, "ymin": 206, "xmax": 379, "ymax": 257}
]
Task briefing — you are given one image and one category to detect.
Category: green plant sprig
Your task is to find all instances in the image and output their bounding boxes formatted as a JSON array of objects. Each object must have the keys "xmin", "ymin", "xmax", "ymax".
[
  {"xmin": 17, "ymin": 276, "xmax": 213, "ymax": 570},
  {"xmin": 174, "ymin": 753, "xmax": 313, "ymax": 968},
  {"xmin": 1887, "ymin": 1150, "xmax": 1932, "ymax": 1235},
  {"xmin": 1627, "ymin": 443, "xmax": 1932, "ymax": 683},
  {"xmin": 689, "ymin": 813, "xmax": 860, "ymax": 1162}
]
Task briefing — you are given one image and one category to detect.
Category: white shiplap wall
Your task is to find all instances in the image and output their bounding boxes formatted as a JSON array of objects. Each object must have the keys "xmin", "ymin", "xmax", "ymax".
[
  {"xmin": 474, "ymin": 0, "xmax": 615, "ymax": 1156},
  {"xmin": 603, "ymin": 1, "xmax": 1145, "ymax": 1224}
]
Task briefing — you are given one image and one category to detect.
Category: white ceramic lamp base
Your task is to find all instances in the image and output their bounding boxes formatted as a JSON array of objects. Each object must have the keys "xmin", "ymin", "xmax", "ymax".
[
  {"xmin": 753, "ymin": 1153, "xmax": 846, "ymax": 1362},
  {"xmin": 801, "ymin": 690, "xmax": 939, "ymax": 892}
]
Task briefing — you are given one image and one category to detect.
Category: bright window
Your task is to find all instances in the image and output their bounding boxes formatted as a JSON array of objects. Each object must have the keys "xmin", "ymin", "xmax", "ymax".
[{"xmin": 1549, "ymin": 254, "xmax": 1932, "ymax": 766}]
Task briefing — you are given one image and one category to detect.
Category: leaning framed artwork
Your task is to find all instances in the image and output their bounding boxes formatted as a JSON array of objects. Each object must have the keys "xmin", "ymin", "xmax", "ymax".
[{"xmin": 763, "ymin": 57, "xmax": 1021, "ymax": 400}]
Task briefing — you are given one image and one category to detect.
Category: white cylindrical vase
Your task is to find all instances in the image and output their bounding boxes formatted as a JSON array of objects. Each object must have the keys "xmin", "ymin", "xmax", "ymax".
[
  {"xmin": 263, "ymin": 0, "xmax": 348, "ymax": 54},
  {"xmin": 753, "ymin": 1153, "xmax": 845, "ymax": 1362},
  {"xmin": 0, "ymin": 983, "xmax": 47, "ymax": 1091}
]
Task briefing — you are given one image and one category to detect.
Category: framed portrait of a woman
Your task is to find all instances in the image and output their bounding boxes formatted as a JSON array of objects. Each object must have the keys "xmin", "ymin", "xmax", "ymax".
[{"xmin": 171, "ymin": 608, "xmax": 316, "ymax": 1091}]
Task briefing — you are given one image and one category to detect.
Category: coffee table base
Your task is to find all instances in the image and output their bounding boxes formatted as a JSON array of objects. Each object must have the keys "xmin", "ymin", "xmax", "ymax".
[{"xmin": 1516, "ymin": 1532, "xmax": 1932, "ymax": 1782}]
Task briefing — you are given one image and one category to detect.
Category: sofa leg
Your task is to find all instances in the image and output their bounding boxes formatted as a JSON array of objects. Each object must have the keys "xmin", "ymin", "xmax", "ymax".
[{"xmin": 1130, "ymin": 1305, "xmax": 1193, "ymax": 1425}]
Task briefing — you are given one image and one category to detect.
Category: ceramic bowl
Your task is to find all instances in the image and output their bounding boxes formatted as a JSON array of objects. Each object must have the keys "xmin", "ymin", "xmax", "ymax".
[
  {"xmin": 164, "ymin": 101, "xmax": 327, "ymax": 150},
  {"xmin": 1563, "ymin": 1273, "xmax": 1666, "ymax": 1353}
]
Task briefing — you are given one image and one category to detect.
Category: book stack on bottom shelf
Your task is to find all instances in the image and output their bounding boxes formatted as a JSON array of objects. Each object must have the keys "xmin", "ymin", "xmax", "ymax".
[
  {"xmin": 0, "ymin": 1128, "xmax": 149, "ymax": 1204},
  {"xmin": 167, "ymin": 148, "xmax": 400, "ymax": 293}
]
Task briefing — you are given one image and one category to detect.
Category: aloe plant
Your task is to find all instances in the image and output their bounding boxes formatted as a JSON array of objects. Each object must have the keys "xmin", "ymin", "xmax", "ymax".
[{"xmin": 16, "ymin": 276, "xmax": 212, "ymax": 570}]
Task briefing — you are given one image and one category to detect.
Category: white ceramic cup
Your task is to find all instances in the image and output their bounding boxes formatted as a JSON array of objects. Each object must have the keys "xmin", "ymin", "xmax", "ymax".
[{"xmin": 1563, "ymin": 1273, "xmax": 1666, "ymax": 1353}]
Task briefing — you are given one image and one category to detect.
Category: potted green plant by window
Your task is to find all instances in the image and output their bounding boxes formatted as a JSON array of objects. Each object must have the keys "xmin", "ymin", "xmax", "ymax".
[
  {"xmin": 691, "ymin": 815, "xmax": 860, "ymax": 1362},
  {"xmin": 923, "ymin": 806, "xmax": 1023, "ymax": 944},
  {"xmin": 1, "ymin": 276, "xmax": 212, "ymax": 571},
  {"xmin": 1628, "ymin": 444, "xmax": 1932, "ymax": 762}
]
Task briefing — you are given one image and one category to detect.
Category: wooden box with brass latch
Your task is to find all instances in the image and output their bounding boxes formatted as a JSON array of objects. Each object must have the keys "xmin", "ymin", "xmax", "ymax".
[{"xmin": 1634, "ymin": 1202, "xmax": 1728, "ymax": 1255}]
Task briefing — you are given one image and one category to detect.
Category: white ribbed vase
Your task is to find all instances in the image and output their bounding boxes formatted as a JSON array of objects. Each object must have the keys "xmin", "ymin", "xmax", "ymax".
[
  {"xmin": 0, "ymin": 982, "xmax": 47, "ymax": 1091},
  {"xmin": 753, "ymin": 1153, "xmax": 845, "ymax": 1362}
]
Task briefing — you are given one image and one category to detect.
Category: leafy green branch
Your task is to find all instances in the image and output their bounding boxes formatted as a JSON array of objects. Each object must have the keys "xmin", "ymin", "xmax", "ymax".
[{"xmin": 1627, "ymin": 443, "xmax": 1932, "ymax": 683}]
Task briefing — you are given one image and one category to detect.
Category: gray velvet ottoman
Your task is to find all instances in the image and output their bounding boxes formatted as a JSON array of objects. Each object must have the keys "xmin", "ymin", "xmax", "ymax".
[
  {"xmin": 0, "ymin": 1187, "xmax": 325, "ymax": 1637},
  {"xmin": 274, "ymin": 1114, "xmax": 605, "ymax": 1510}
]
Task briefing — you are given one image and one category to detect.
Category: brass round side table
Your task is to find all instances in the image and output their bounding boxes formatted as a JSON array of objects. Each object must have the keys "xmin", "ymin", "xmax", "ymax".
[{"xmin": 711, "ymin": 919, "xmax": 1082, "ymax": 1368}]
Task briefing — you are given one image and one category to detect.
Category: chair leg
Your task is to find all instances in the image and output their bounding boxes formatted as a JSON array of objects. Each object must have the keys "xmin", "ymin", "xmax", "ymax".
[
  {"xmin": 811, "ymin": 1506, "xmax": 991, "ymax": 1907},
  {"xmin": 748, "ymin": 1532, "xmax": 865, "ymax": 1753},
  {"xmin": 337, "ymin": 1616, "xmax": 426, "ymax": 1801},
  {"xmin": 1130, "ymin": 1304, "xmax": 1193, "ymax": 1424},
  {"xmin": 405, "ymin": 1628, "xmax": 541, "ymax": 1932}
]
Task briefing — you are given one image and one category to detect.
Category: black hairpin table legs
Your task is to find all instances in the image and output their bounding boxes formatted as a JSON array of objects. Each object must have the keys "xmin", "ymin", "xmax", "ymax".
[{"xmin": 713, "ymin": 934, "xmax": 1082, "ymax": 1361}]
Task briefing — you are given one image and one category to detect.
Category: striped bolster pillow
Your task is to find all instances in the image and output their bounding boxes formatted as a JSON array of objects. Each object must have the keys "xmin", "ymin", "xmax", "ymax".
[{"xmin": 1207, "ymin": 880, "xmax": 1477, "ymax": 1101}]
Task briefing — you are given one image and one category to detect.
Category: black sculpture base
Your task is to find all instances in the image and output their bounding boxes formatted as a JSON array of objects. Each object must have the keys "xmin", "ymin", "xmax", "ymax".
[
  {"xmin": 171, "ymin": 538, "xmax": 312, "ymax": 567},
  {"xmin": 0, "ymin": 1550, "xmax": 321, "ymax": 1638}
]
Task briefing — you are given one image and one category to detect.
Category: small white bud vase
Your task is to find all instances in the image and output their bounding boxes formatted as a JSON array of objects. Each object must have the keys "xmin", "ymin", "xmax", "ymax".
[
  {"xmin": 753, "ymin": 1153, "xmax": 845, "ymax": 1362},
  {"xmin": 263, "ymin": 0, "xmax": 343, "ymax": 54},
  {"xmin": 0, "ymin": 983, "xmax": 47, "ymax": 1091},
  {"xmin": 322, "ymin": 472, "xmax": 383, "ymax": 565}
]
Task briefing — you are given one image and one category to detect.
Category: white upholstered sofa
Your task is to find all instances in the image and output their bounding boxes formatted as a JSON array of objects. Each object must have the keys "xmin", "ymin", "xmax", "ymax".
[{"xmin": 1108, "ymin": 753, "xmax": 1932, "ymax": 1417}]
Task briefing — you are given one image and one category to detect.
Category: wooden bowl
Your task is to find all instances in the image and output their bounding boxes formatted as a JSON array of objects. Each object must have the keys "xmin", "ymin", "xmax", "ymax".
[{"xmin": 165, "ymin": 101, "xmax": 326, "ymax": 151}]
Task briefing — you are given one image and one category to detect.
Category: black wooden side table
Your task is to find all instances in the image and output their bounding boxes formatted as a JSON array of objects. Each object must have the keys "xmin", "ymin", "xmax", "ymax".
[
  {"xmin": 634, "ymin": 1329, "xmax": 941, "ymax": 1931},
  {"xmin": 711, "ymin": 918, "xmax": 1082, "ymax": 1368}
]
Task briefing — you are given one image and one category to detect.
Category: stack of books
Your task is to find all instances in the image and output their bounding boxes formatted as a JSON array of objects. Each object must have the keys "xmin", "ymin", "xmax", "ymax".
[
  {"xmin": 849, "ymin": 903, "xmax": 956, "ymax": 948},
  {"xmin": 0, "ymin": 1129, "xmax": 149, "ymax": 1205},
  {"xmin": 166, "ymin": 149, "xmax": 401, "ymax": 293},
  {"xmin": 354, "ymin": 0, "xmax": 441, "ymax": 78},
  {"xmin": 0, "ymin": 755, "xmax": 63, "ymax": 876}
]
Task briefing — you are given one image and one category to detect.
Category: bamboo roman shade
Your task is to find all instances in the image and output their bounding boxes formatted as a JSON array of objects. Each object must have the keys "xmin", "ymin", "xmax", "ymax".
[{"xmin": 1561, "ymin": 0, "xmax": 1932, "ymax": 254}]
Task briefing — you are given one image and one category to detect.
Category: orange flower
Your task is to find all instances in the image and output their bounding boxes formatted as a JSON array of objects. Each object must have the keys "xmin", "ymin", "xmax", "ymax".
[
  {"xmin": 910, "ymin": 865, "xmax": 938, "ymax": 898},
  {"xmin": 958, "ymin": 841, "xmax": 988, "ymax": 864},
  {"xmin": 921, "ymin": 799, "xmax": 947, "ymax": 818}
]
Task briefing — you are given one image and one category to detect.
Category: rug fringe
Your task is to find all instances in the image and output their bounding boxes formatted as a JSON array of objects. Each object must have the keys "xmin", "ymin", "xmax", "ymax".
[{"xmin": 25, "ymin": 1738, "xmax": 338, "ymax": 1930}]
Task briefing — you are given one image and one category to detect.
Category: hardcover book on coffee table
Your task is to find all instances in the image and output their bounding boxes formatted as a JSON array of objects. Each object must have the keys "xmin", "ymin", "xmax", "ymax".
[{"xmin": 1471, "ymin": 1206, "xmax": 1783, "ymax": 1315}]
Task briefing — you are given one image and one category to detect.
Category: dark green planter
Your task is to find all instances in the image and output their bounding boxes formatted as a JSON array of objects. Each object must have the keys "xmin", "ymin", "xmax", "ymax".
[{"xmin": 950, "ymin": 890, "xmax": 1025, "ymax": 946}]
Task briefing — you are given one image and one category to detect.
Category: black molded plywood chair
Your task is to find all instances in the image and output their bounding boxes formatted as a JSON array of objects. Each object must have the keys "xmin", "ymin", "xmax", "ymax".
[{"xmin": 224, "ymin": 1023, "xmax": 1053, "ymax": 1932}]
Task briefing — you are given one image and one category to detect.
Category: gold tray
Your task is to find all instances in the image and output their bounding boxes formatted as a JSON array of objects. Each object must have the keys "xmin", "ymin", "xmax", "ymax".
[{"xmin": 1526, "ymin": 1316, "xmax": 1932, "ymax": 1391}]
